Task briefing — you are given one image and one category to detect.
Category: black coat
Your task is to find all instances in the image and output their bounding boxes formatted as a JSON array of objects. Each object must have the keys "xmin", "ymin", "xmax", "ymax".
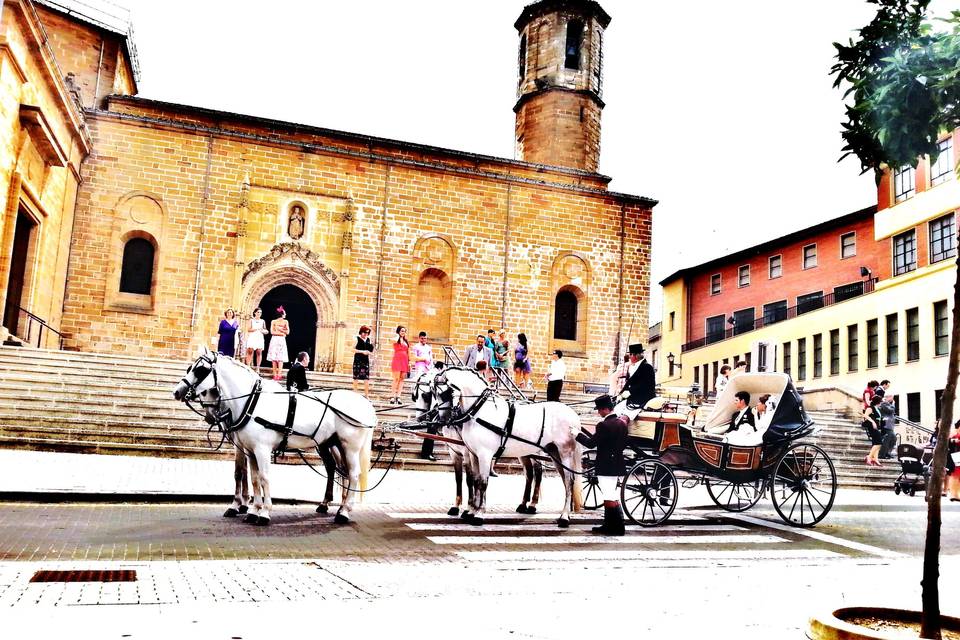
[
  {"xmin": 286, "ymin": 362, "xmax": 308, "ymax": 392},
  {"xmin": 578, "ymin": 413, "xmax": 629, "ymax": 476},
  {"xmin": 623, "ymin": 359, "xmax": 656, "ymax": 408},
  {"xmin": 726, "ymin": 409, "xmax": 756, "ymax": 434}
]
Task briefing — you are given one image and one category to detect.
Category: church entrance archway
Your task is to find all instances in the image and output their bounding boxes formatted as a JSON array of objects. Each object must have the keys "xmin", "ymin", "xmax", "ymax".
[{"xmin": 259, "ymin": 284, "xmax": 318, "ymax": 371}]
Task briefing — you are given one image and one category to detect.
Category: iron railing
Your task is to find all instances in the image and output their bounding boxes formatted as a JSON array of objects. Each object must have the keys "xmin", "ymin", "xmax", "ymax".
[
  {"xmin": 681, "ymin": 278, "xmax": 878, "ymax": 352},
  {"xmin": 8, "ymin": 306, "xmax": 63, "ymax": 349},
  {"xmin": 440, "ymin": 345, "xmax": 530, "ymax": 402}
]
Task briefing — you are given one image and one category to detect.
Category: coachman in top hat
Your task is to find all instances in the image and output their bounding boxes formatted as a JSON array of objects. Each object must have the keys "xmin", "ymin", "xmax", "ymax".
[
  {"xmin": 614, "ymin": 343, "xmax": 656, "ymax": 418},
  {"xmin": 577, "ymin": 394, "xmax": 629, "ymax": 536}
]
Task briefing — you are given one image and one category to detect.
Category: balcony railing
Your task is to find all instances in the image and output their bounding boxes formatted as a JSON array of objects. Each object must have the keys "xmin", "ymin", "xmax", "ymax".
[{"xmin": 681, "ymin": 278, "xmax": 877, "ymax": 352}]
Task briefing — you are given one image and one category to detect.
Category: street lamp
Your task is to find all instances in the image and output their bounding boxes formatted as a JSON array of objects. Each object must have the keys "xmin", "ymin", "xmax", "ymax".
[{"xmin": 666, "ymin": 352, "xmax": 682, "ymax": 370}]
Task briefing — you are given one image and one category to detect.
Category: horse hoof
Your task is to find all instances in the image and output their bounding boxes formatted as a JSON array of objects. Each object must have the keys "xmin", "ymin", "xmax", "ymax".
[
  {"xmin": 524, "ymin": 506, "xmax": 538, "ymax": 515},
  {"xmin": 238, "ymin": 505, "xmax": 249, "ymax": 515},
  {"xmin": 460, "ymin": 511, "xmax": 473, "ymax": 521},
  {"xmin": 516, "ymin": 504, "xmax": 526, "ymax": 513},
  {"xmin": 256, "ymin": 516, "xmax": 270, "ymax": 526},
  {"xmin": 557, "ymin": 518, "xmax": 570, "ymax": 529},
  {"xmin": 447, "ymin": 507, "xmax": 460, "ymax": 517},
  {"xmin": 334, "ymin": 514, "xmax": 349, "ymax": 525},
  {"xmin": 316, "ymin": 504, "xmax": 329, "ymax": 514},
  {"xmin": 223, "ymin": 508, "xmax": 239, "ymax": 518},
  {"xmin": 469, "ymin": 516, "xmax": 484, "ymax": 527},
  {"xmin": 243, "ymin": 514, "xmax": 258, "ymax": 524}
]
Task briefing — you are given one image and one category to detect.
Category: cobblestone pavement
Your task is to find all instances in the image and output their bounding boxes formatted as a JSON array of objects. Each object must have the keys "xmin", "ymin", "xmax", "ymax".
[{"xmin": 1, "ymin": 450, "xmax": 959, "ymax": 638}]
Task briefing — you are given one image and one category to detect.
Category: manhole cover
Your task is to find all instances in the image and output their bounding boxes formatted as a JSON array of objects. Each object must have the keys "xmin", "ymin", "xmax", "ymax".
[{"xmin": 30, "ymin": 570, "xmax": 137, "ymax": 583}]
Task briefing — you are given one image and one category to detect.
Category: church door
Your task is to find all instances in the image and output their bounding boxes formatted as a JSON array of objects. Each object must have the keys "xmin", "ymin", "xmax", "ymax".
[
  {"xmin": 258, "ymin": 284, "xmax": 318, "ymax": 370},
  {"xmin": 2, "ymin": 211, "xmax": 36, "ymax": 339}
]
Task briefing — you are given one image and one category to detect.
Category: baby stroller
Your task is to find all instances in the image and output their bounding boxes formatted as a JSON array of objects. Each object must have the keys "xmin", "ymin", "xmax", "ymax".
[{"xmin": 893, "ymin": 443, "xmax": 930, "ymax": 497}]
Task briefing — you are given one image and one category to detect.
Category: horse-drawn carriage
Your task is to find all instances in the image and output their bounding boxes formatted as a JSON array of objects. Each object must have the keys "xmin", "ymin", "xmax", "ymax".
[{"xmin": 582, "ymin": 373, "xmax": 837, "ymax": 527}]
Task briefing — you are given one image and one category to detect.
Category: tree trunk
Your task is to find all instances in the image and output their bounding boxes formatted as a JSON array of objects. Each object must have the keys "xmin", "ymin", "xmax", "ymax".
[{"xmin": 920, "ymin": 246, "xmax": 960, "ymax": 640}]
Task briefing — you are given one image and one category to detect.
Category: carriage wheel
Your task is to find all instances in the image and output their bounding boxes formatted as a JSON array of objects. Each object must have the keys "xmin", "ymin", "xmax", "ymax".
[
  {"xmin": 770, "ymin": 443, "xmax": 837, "ymax": 527},
  {"xmin": 620, "ymin": 460, "xmax": 678, "ymax": 527},
  {"xmin": 580, "ymin": 452, "xmax": 602, "ymax": 510},
  {"xmin": 705, "ymin": 477, "xmax": 765, "ymax": 512}
]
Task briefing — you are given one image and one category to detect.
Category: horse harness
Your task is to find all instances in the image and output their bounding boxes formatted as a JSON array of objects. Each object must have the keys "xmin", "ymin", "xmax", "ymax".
[{"xmin": 441, "ymin": 381, "xmax": 548, "ymax": 464}]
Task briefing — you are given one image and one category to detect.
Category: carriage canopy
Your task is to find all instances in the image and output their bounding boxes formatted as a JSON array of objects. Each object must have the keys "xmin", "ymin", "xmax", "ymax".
[{"xmin": 701, "ymin": 372, "xmax": 812, "ymax": 439}]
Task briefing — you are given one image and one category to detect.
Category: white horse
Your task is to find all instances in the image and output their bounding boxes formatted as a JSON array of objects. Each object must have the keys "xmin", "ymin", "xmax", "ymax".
[
  {"xmin": 173, "ymin": 349, "xmax": 374, "ymax": 525},
  {"xmin": 430, "ymin": 366, "xmax": 581, "ymax": 527},
  {"xmin": 410, "ymin": 369, "xmax": 545, "ymax": 517}
]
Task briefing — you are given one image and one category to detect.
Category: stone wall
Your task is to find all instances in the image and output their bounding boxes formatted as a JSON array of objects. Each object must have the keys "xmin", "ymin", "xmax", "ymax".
[{"xmin": 62, "ymin": 98, "xmax": 653, "ymax": 382}]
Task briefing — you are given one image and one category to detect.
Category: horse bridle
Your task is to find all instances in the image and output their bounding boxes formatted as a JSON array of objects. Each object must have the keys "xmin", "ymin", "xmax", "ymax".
[
  {"xmin": 431, "ymin": 369, "xmax": 494, "ymax": 427},
  {"xmin": 180, "ymin": 352, "xmax": 261, "ymax": 432}
]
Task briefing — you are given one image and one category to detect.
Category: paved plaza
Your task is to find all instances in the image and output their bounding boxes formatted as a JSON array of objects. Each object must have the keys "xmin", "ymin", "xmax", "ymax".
[{"xmin": 0, "ymin": 450, "xmax": 958, "ymax": 638}]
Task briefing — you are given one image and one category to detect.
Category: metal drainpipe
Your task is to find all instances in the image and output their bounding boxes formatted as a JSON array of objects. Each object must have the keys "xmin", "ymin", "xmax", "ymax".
[
  {"xmin": 93, "ymin": 39, "xmax": 104, "ymax": 108},
  {"xmin": 501, "ymin": 183, "xmax": 512, "ymax": 328},
  {"xmin": 615, "ymin": 202, "xmax": 625, "ymax": 365},
  {"xmin": 373, "ymin": 164, "xmax": 391, "ymax": 362},
  {"xmin": 190, "ymin": 134, "xmax": 214, "ymax": 331}
]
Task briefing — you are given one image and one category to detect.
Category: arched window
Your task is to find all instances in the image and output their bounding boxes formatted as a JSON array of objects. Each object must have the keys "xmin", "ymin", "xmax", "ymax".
[
  {"xmin": 554, "ymin": 289, "xmax": 578, "ymax": 340},
  {"xmin": 119, "ymin": 238, "xmax": 154, "ymax": 295},
  {"xmin": 414, "ymin": 268, "xmax": 452, "ymax": 343}
]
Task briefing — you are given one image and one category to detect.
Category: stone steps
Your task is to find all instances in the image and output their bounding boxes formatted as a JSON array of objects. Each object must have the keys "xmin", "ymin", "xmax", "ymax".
[{"xmin": 0, "ymin": 347, "xmax": 907, "ymax": 489}]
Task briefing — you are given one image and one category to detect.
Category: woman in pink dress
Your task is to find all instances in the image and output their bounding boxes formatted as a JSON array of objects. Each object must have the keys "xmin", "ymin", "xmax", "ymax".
[{"xmin": 389, "ymin": 325, "xmax": 410, "ymax": 405}]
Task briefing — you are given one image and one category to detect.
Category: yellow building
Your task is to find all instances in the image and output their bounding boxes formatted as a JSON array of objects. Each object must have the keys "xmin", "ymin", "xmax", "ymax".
[{"xmin": 659, "ymin": 130, "xmax": 958, "ymax": 428}]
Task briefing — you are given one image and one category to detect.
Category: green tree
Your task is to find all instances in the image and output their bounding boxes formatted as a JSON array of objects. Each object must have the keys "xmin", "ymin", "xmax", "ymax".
[{"xmin": 832, "ymin": 2, "xmax": 960, "ymax": 638}]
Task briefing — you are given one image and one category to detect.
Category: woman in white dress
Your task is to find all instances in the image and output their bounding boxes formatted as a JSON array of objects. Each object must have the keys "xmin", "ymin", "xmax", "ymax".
[
  {"xmin": 245, "ymin": 307, "xmax": 268, "ymax": 369},
  {"xmin": 267, "ymin": 306, "xmax": 290, "ymax": 381}
]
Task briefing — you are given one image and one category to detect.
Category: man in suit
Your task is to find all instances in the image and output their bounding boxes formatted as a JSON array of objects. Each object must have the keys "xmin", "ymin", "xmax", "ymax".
[
  {"xmin": 577, "ymin": 395, "xmax": 628, "ymax": 536},
  {"xmin": 463, "ymin": 334, "xmax": 493, "ymax": 371},
  {"xmin": 286, "ymin": 351, "xmax": 310, "ymax": 392},
  {"xmin": 724, "ymin": 390, "xmax": 756, "ymax": 435},
  {"xmin": 616, "ymin": 343, "xmax": 656, "ymax": 417}
]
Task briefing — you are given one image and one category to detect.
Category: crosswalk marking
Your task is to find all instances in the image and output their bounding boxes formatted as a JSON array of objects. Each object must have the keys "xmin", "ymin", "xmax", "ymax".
[
  {"xmin": 724, "ymin": 514, "xmax": 904, "ymax": 558},
  {"xmin": 426, "ymin": 534, "xmax": 787, "ymax": 546},
  {"xmin": 456, "ymin": 549, "xmax": 844, "ymax": 562},
  {"xmin": 404, "ymin": 523, "xmax": 743, "ymax": 533},
  {"xmin": 386, "ymin": 512, "xmax": 708, "ymax": 522}
]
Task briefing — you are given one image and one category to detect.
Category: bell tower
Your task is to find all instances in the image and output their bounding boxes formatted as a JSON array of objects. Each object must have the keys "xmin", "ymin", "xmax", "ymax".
[{"xmin": 514, "ymin": 0, "xmax": 611, "ymax": 172}]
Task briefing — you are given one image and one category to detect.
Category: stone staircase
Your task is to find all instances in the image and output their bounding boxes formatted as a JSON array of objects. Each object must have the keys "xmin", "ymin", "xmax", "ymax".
[
  {"xmin": 0, "ymin": 347, "xmax": 902, "ymax": 490},
  {"xmin": 0, "ymin": 347, "xmax": 597, "ymax": 475}
]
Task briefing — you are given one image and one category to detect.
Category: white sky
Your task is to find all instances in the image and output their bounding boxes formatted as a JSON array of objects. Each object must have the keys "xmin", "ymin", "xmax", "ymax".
[{"xmin": 113, "ymin": 0, "xmax": 899, "ymax": 323}]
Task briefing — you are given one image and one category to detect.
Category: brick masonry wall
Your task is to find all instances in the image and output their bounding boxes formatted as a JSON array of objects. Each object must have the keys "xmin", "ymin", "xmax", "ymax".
[
  {"xmin": 686, "ymin": 215, "xmax": 891, "ymax": 342},
  {"xmin": 0, "ymin": 3, "xmax": 87, "ymax": 346},
  {"xmin": 61, "ymin": 100, "xmax": 652, "ymax": 382}
]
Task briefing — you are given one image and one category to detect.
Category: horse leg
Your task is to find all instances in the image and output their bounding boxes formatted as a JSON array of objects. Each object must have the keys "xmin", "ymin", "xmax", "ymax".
[
  {"xmin": 335, "ymin": 444, "xmax": 362, "ymax": 525},
  {"xmin": 251, "ymin": 446, "xmax": 272, "ymax": 525},
  {"xmin": 317, "ymin": 446, "xmax": 335, "ymax": 515},
  {"xmin": 517, "ymin": 457, "xmax": 534, "ymax": 514},
  {"xmin": 224, "ymin": 447, "xmax": 246, "ymax": 517},
  {"xmin": 239, "ymin": 451, "xmax": 251, "ymax": 514},
  {"xmin": 244, "ymin": 451, "xmax": 263, "ymax": 524},
  {"xmin": 461, "ymin": 452, "xmax": 477, "ymax": 521},
  {"xmin": 551, "ymin": 443, "xmax": 576, "ymax": 528},
  {"xmin": 469, "ymin": 450, "xmax": 493, "ymax": 526},
  {"xmin": 449, "ymin": 451, "xmax": 463, "ymax": 517},
  {"xmin": 528, "ymin": 458, "xmax": 544, "ymax": 515}
]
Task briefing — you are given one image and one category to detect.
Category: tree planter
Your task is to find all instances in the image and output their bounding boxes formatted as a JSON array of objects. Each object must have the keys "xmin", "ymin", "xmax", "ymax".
[{"xmin": 810, "ymin": 607, "xmax": 960, "ymax": 639}]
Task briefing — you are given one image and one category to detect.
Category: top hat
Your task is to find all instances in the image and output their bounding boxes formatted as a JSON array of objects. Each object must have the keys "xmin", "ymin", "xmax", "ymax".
[
  {"xmin": 628, "ymin": 343, "xmax": 644, "ymax": 355},
  {"xmin": 594, "ymin": 394, "xmax": 615, "ymax": 411}
]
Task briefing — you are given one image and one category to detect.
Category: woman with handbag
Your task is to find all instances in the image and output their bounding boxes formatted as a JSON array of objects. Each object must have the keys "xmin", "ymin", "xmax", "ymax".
[{"xmin": 862, "ymin": 395, "xmax": 884, "ymax": 466}]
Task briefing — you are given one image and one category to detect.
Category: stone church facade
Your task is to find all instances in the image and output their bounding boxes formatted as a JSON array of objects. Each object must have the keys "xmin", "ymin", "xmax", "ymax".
[{"xmin": 0, "ymin": 0, "xmax": 655, "ymax": 382}]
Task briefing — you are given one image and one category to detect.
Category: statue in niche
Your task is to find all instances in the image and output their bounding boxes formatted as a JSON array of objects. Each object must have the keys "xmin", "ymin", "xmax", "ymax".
[{"xmin": 288, "ymin": 205, "xmax": 305, "ymax": 240}]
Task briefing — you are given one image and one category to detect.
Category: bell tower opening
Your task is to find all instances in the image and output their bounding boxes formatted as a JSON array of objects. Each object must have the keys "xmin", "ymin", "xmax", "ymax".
[{"xmin": 513, "ymin": 0, "xmax": 611, "ymax": 172}]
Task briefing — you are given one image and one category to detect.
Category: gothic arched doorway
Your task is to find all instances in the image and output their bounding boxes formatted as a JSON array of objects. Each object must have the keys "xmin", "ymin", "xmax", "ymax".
[{"xmin": 259, "ymin": 284, "xmax": 318, "ymax": 370}]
